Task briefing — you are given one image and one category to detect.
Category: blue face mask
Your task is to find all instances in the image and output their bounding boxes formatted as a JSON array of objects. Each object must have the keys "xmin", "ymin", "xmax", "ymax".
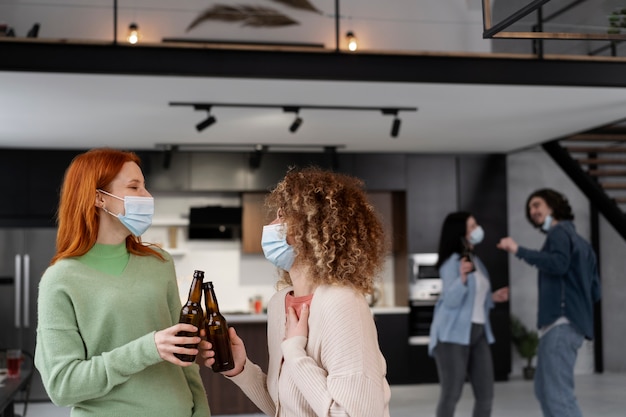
[
  {"xmin": 261, "ymin": 223, "xmax": 295, "ymax": 271},
  {"xmin": 541, "ymin": 214, "xmax": 553, "ymax": 232},
  {"xmin": 98, "ymin": 189, "xmax": 154, "ymax": 236},
  {"xmin": 468, "ymin": 225, "xmax": 484, "ymax": 245}
]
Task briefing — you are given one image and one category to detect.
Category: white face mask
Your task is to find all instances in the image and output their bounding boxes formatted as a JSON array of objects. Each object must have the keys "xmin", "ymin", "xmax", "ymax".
[
  {"xmin": 97, "ymin": 189, "xmax": 154, "ymax": 236},
  {"xmin": 468, "ymin": 225, "xmax": 484, "ymax": 245},
  {"xmin": 261, "ymin": 223, "xmax": 295, "ymax": 271},
  {"xmin": 541, "ymin": 214, "xmax": 553, "ymax": 232}
]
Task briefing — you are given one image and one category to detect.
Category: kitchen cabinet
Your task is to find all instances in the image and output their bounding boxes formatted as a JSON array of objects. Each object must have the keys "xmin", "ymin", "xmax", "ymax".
[
  {"xmin": 406, "ymin": 155, "xmax": 458, "ymax": 253},
  {"xmin": 241, "ymin": 193, "xmax": 269, "ymax": 254},
  {"xmin": 0, "ymin": 150, "xmax": 79, "ymax": 226},
  {"xmin": 198, "ymin": 321, "xmax": 268, "ymax": 414}
]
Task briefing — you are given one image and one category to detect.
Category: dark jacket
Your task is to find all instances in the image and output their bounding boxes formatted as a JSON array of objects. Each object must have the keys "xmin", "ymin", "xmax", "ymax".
[{"xmin": 515, "ymin": 220, "xmax": 601, "ymax": 340}]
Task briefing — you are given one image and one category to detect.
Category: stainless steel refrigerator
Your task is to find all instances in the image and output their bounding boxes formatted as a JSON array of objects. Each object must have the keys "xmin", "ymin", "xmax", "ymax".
[{"xmin": 0, "ymin": 227, "xmax": 57, "ymax": 401}]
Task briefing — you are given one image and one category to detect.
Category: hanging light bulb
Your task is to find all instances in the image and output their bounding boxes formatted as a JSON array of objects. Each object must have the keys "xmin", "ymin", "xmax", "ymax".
[
  {"xmin": 346, "ymin": 31, "xmax": 358, "ymax": 52},
  {"xmin": 127, "ymin": 23, "xmax": 140, "ymax": 45}
]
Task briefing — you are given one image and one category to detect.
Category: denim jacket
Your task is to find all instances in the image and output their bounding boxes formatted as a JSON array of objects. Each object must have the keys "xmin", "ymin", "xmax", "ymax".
[
  {"xmin": 516, "ymin": 220, "xmax": 601, "ymax": 340},
  {"xmin": 428, "ymin": 253, "xmax": 495, "ymax": 356}
]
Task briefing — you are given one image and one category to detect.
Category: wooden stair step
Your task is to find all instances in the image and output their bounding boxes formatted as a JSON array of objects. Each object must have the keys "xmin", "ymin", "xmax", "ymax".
[
  {"xmin": 566, "ymin": 146, "xmax": 626, "ymax": 153},
  {"xmin": 587, "ymin": 169, "xmax": 626, "ymax": 176},
  {"xmin": 614, "ymin": 196, "xmax": 626, "ymax": 204},
  {"xmin": 576, "ymin": 158, "xmax": 626, "ymax": 165},
  {"xmin": 600, "ymin": 183, "xmax": 626, "ymax": 190},
  {"xmin": 564, "ymin": 134, "xmax": 626, "ymax": 142}
]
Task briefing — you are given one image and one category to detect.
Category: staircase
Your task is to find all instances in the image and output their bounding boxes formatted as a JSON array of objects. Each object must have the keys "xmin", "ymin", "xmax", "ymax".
[{"xmin": 542, "ymin": 125, "xmax": 626, "ymax": 241}]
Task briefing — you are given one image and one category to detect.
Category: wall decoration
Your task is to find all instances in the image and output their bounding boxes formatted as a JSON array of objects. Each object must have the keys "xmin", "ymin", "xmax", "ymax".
[{"xmin": 186, "ymin": 0, "xmax": 321, "ymax": 31}]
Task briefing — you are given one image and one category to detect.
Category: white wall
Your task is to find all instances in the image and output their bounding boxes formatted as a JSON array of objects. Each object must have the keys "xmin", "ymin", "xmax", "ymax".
[{"xmin": 506, "ymin": 146, "xmax": 595, "ymax": 376}]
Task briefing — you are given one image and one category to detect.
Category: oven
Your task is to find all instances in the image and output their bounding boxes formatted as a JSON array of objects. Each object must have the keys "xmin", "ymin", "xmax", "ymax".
[{"xmin": 408, "ymin": 253, "xmax": 441, "ymax": 346}]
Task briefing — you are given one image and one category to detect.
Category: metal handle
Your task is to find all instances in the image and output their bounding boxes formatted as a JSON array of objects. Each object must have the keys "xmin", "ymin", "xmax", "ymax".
[
  {"xmin": 14, "ymin": 254, "xmax": 21, "ymax": 328},
  {"xmin": 24, "ymin": 254, "xmax": 30, "ymax": 328}
]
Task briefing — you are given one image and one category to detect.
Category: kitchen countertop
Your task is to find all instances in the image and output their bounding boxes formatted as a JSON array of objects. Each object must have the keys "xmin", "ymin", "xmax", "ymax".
[{"xmin": 224, "ymin": 306, "xmax": 409, "ymax": 323}]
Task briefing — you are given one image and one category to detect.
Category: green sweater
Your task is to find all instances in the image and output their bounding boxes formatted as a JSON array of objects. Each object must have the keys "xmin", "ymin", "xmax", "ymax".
[{"xmin": 35, "ymin": 245, "xmax": 210, "ymax": 417}]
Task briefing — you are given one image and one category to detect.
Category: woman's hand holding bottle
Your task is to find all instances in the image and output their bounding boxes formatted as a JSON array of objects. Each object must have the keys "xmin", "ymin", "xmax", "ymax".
[
  {"xmin": 199, "ymin": 327, "xmax": 247, "ymax": 377},
  {"xmin": 154, "ymin": 323, "xmax": 201, "ymax": 366}
]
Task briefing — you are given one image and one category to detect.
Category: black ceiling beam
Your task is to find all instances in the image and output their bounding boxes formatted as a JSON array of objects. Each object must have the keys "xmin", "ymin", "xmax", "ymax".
[{"xmin": 2, "ymin": 40, "xmax": 626, "ymax": 88}]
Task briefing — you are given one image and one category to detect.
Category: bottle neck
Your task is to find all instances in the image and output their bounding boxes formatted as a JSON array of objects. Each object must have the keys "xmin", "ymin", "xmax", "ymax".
[
  {"xmin": 204, "ymin": 287, "xmax": 220, "ymax": 313},
  {"xmin": 187, "ymin": 276, "xmax": 203, "ymax": 304}
]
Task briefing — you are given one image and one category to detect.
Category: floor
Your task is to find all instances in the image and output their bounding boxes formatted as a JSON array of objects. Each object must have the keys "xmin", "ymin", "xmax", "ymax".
[{"xmin": 18, "ymin": 373, "xmax": 626, "ymax": 417}]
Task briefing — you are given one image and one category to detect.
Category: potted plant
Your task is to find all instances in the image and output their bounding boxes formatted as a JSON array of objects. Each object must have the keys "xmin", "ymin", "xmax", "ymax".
[{"xmin": 510, "ymin": 314, "xmax": 539, "ymax": 380}]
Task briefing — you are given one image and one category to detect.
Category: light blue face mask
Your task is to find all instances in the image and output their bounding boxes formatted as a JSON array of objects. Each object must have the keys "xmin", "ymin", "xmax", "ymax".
[
  {"xmin": 468, "ymin": 225, "xmax": 484, "ymax": 245},
  {"xmin": 541, "ymin": 214, "xmax": 553, "ymax": 232},
  {"xmin": 97, "ymin": 189, "xmax": 154, "ymax": 236},
  {"xmin": 261, "ymin": 223, "xmax": 295, "ymax": 271}
]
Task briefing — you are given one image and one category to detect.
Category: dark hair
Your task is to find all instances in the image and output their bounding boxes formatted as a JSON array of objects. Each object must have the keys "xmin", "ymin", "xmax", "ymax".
[
  {"xmin": 436, "ymin": 211, "xmax": 471, "ymax": 269},
  {"xmin": 525, "ymin": 188, "xmax": 574, "ymax": 228}
]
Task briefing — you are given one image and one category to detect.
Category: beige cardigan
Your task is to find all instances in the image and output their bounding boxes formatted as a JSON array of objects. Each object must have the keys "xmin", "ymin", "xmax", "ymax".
[{"xmin": 228, "ymin": 285, "xmax": 391, "ymax": 417}]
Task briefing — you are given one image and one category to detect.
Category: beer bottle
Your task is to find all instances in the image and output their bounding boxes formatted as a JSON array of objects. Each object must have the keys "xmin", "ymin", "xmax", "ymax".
[
  {"xmin": 174, "ymin": 270, "xmax": 205, "ymax": 362},
  {"xmin": 203, "ymin": 281, "xmax": 235, "ymax": 372}
]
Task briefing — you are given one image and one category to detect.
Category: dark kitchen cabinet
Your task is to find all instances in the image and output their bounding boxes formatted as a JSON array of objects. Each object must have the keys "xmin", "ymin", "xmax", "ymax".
[
  {"xmin": 406, "ymin": 155, "xmax": 458, "ymax": 253},
  {"xmin": 375, "ymin": 313, "xmax": 412, "ymax": 384},
  {"xmin": 0, "ymin": 150, "xmax": 79, "ymax": 226},
  {"xmin": 198, "ymin": 321, "xmax": 269, "ymax": 415}
]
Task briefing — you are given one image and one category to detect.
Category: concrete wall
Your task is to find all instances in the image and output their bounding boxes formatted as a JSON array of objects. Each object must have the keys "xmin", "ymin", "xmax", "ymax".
[
  {"xmin": 600, "ymin": 215, "xmax": 626, "ymax": 372},
  {"xmin": 506, "ymin": 146, "xmax": 597, "ymax": 376}
]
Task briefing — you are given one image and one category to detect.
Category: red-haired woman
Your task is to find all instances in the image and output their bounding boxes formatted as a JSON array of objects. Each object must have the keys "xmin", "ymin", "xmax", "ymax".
[{"xmin": 35, "ymin": 148, "xmax": 209, "ymax": 417}]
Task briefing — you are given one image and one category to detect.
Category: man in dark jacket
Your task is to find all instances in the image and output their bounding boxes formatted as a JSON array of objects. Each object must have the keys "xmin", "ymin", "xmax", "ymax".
[{"xmin": 497, "ymin": 188, "xmax": 601, "ymax": 417}]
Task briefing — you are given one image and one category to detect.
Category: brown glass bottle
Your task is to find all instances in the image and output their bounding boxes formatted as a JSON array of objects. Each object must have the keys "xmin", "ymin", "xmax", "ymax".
[
  {"xmin": 203, "ymin": 281, "xmax": 235, "ymax": 372},
  {"xmin": 461, "ymin": 238, "xmax": 476, "ymax": 273},
  {"xmin": 174, "ymin": 270, "xmax": 205, "ymax": 362}
]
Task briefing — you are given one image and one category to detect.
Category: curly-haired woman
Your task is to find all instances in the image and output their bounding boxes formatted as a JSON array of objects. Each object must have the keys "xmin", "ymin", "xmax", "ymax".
[
  {"xmin": 35, "ymin": 148, "xmax": 209, "ymax": 417},
  {"xmin": 200, "ymin": 167, "xmax": 391, "ymax": 417}
]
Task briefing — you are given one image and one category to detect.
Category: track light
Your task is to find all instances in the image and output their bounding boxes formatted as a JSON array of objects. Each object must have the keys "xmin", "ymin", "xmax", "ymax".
[
  {"xmin": 381, "ymin": 108, "xmax": 404, "ymax": 138},
  {"xmin": 391, "ymin": 117, "xmax": 401, "ymax": 138},
  {"xmin": 127, "ymin": 23, "xmax": 140, "ymax": 45},
  {"xmin": 284, "ymin": 107, "xmax": 303, "ymax": 133},
  {"xmin": 171, "ymin": 102, "xmax": 417, "ymax": 139},
  {"xmin": 196, "ymin": 108, "xmax": 217, "ymax": 132},
  {"xmin": 346, "ymin": 31, "xmax": 358, "ymax": 52},
  {"xmin": 249, "ymin": 144, "xmax": 267, "ymax": 169},
  {"xmin": 289, "ymin": 114, "xmax": 303, "ymax": 133}
]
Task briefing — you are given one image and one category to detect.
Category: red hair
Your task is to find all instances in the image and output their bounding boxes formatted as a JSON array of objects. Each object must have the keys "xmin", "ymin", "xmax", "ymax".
[{"xmin": 51, "ymin": 148, "xmax": 163, "ymax": 265}]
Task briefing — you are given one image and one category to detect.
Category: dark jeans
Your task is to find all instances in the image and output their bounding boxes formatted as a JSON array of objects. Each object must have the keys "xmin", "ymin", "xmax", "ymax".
[{"xmin": 433, "ymin": 323, "xmax": 494, "ymax": 417}]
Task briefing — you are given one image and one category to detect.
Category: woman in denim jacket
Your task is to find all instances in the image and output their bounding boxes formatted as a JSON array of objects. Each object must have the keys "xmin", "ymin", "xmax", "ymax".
[{"xmin": 428, "ymin": 212, "xmax": 509, "ymax": 417}]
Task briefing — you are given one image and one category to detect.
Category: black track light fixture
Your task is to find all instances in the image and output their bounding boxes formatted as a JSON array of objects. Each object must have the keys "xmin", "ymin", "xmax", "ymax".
[
  {"xmin": 290, "ymin": 114, "xmax": 303, "ymax": 133},
  {"xmin": 391, "ymin": 117, "xmax": 401, "ymax": 138},
  {"xmin": 170, "ymin": 102, "xmax": 417, "ymax": 139},
  {"xmin": 195, "ymin": 106, "xmax": 217, "ymax": 132},
  {"xmin": 249, "ymin": 144, "xmax": 268, "ymax": 169},
  {"xmin": 381, "ymin": 108, "xmax": 403, "ymax": 138},
  {"xmin": 284, "ymin": 106, "xmax": 303, "ymax": 133}
]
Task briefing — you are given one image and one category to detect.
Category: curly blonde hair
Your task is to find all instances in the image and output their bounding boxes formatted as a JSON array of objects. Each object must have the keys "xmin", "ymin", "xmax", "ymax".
[{"xmin": 266, "ymin": 167, "xmax": 388, "ymax": 295}]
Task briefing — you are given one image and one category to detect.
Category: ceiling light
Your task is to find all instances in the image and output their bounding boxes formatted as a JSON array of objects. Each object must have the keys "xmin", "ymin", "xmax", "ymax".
[
  {"xmin": 391, "ymin": 117, "xmax": 401, "ymax": 138},
  {"xmin": 290, "ymin": 114, "xmax": 303, "ymax": 133},
  {"xmin": 127, "ymin": 23, "xmax": 140, "ymax": 45},
  {"xmin": 196, "ymin": 108, "xmax": 217, "ymax": 132},
  {"xmin": 283, "ymin": 106, "xmax": 303, "ymax": 133},
  {"xmin": 346, "ymin": 31, "xmax": 358, "ymax": 52},
  {"xmin": 171, "ymin": 102, "xmax": 417, "ymax": 138}
]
